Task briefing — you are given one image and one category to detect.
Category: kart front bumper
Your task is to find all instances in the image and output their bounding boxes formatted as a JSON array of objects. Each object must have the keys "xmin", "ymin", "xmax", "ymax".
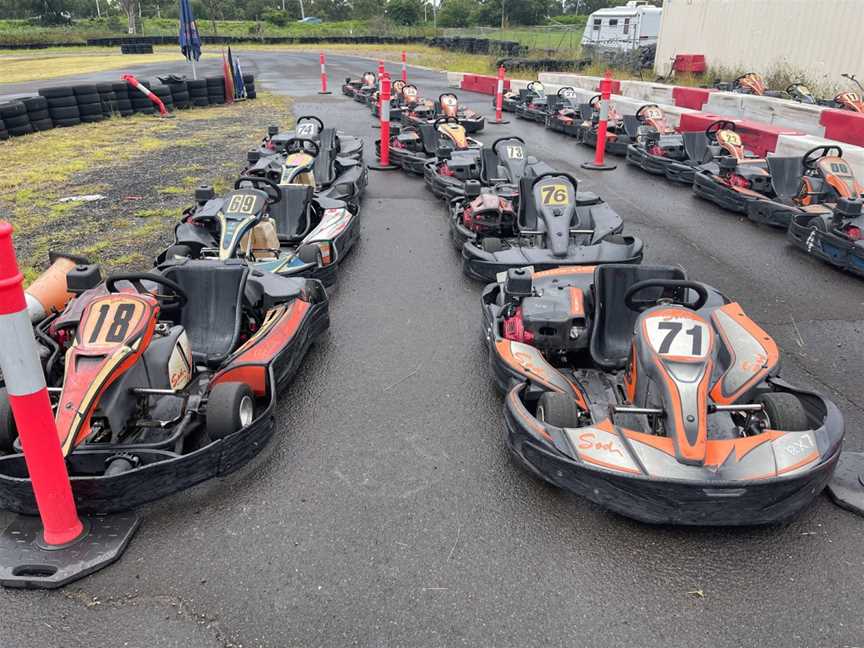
[{"xmin": 693, "ymin": 171, "xmax": 754, "ymax": 214}]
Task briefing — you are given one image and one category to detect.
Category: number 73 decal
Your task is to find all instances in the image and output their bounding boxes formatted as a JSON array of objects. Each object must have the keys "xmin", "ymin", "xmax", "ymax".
[{"xmin": 644, "ymin": 316, "xmax": 710, "ymax": 358}]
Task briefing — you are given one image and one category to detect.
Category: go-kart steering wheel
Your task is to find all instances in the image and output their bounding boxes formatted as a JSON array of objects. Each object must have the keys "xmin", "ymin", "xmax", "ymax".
[
  {"xmin": 589, "ymin": 94, "xmax": 601, "ymax": 108},
  {"xmin": 434, "ymin": 116, "xmax": 460, "ymax": 126},
  {"xmin": 557, "ymin": 86, "xmax": 576, "ymax": 97},
  {"xmin": 283, "ymin": 137, "xmax": 321, "ymax": 158},
  {"xmin": 297, "ymin": 115, "xmax": 324, "ymax": 131},
  {"xmin": 635, "ymin": 104, "xmax": 660, "ymax": 121},
  {"xmin": 106, "ymin": 272, "xmax": 188, "ymax": 309},
  {"xmin": 705, "ymin": 120, "xmax": 736, "ymax": 142},
  {"xmin": 234, "ymin": 176, "xmax": 283, "ymax": 205},
  {"xmin": 624, "ymin": 279, "xmax": 709, "ymax": 313},
  {"xmin": 803, "ymin": 145, "xmax": 843, "ymax": 168},
  {"xmin": 527, "ymin": 81, "xmax": 543, "ymax": 93}
]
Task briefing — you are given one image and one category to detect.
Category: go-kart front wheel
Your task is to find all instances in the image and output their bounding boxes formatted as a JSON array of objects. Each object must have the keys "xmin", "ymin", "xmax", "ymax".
[
  {"xmin": 536, "ymin": 392, "xmax": 580, "ymax": 428},
  {"xmin": 755, "ymin": 392, "xmax": 809, "ymax": 431},
  {"xmin": 207, "ymin": 382, "xmax": 255, "ymax": 440},
  {"xmin": 297, "ymin": 244, "xmax": 322, "ymax": 265}
]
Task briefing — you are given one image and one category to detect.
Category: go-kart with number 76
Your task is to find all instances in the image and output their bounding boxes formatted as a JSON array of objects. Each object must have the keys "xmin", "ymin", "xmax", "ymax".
[
  {"xmin": 0, "ymin": 253, "xmax": 329, "ymax": 514},
  {"xmin": 482, "ymin": 263, "xmax": 844, "ymax": 525}
]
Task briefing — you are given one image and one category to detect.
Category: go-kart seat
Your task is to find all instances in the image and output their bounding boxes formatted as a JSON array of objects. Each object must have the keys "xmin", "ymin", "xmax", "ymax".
[
  {"xmin": 313, "ymin": 128, "xmax": 338, "ymax": 186},
  {"xmin": 589, "ymin": 264, "xmax": 687, "ymax": 370},
  {"xmin": 481, "ymin": 148, "xmax": 502, "ymax": 182},
  {"xmin": 766, "ymin": 156, "xmax": 805, "ymax": 203},
  {"xmin": 623, "ymin": 115, "xmax": 641, "ymax": 139},
  {"xmin": 161, "ymin": 259, "xmax": 249, "ymax": 367},
  {"xmin": 419, "ymin": 123, "xmax": 439, "ymax": 155},
  {"xmin": 682, "ymin": 132, "xmax": 710, "ymax": 164},
  {"xmin": 517, "ymin": 176, "xmax": 541, "ymax": 230},
  {"xmin": 579, "ymin": 104, "xmax": 595, "ymax": 121},
  {"xmin": 270, "ymin": 184, "xmax": 314, "ymax": 241}
]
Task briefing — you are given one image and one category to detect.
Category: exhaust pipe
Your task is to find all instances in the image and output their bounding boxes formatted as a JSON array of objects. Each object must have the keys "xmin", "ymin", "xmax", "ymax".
[{"xmin": 25, "ymin": 252, "xmax": 87, "ymax": 323}]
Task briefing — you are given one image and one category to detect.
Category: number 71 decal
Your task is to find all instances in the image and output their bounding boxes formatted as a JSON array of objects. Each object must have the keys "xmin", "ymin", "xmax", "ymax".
[{"xmin": 645, "ymin": 317, "xmax": 710, "ymax": 358}]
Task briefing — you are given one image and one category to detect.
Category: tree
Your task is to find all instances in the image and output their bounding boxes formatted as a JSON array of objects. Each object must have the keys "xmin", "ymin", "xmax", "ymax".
[
  {"xmin": 437, "ymin": 0, "xmax": 476, "ymax": 27},
  {"xmin": 352, "ymin": 0, "xmax": 385, "ymax": 20},
  {"xmin": 386, "ymin": 0, "xmax": 422, "ymax": 25}
]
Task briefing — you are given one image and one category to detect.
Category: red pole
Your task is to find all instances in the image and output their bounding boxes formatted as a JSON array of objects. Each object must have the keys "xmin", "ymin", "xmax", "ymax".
[
  {"xmin": 495, "ymin": 66, "xmax": 505, "ymax": 122},
  {"xmin": 380, "ymin": 73, "xmax": 392, "ymax": 166},
  {"xmin": 581, "ymin": 70, "xmax": 617, "ymax": 170},
  {"xmin": 401, "ymin": 50, "xmax": 408, "ymax": 83},
  {"xmin": 0, "ymin": 222, "xmax": 84, "ymax": 546},
  {"xmin": 319, "ymin": 52, "xmax": 328, "ymax": 93},
  {"xmin": 377, "ymin": 60, "xmax": 385, "ymax": 113}
]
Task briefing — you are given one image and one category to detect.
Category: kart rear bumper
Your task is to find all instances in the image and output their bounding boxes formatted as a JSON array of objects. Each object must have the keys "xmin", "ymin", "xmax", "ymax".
[
  {"xmin": 664, "ymin": 160, "xmax": 697, "ymax": 185},
  {"xmin": 462, "ymin": 238, "xmax": 643, "ymax": 283},
  {"xmin": 424, "ymin": 165, "xmax": 471, "ymax": 201},
  {"xmin": 788, "ymin": 217, "xmax": 864, "ymax": 277},
  {"xmin": 693, "ymin": 171, "xmax": 753, "ymax": 214},
  {"xmin": 503, "ymin": 385, "xmax": 843, "ymax": 526},
  {"xmin": 747, "ymin": 198, "xmax": 800, "ymax": 228},
  {"xmin": 625, "ymin": 145, "xmax": 670, "ymax": 176}
]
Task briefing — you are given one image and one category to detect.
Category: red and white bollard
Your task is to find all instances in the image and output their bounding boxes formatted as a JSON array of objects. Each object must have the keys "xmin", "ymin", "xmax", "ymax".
[
  {"xmin": 318, "ymin": 52, "xmax": 332, "ymax": 95},
  {"xmin": 370, "ymin": 73, "xmax": 397, "ymax": 171},
  {"xmin": 401, "ymin": 50, "xmax": 408, "ymax": 84},
  {"xmin": 0, "ymin": 222, "xmax": 139, "ymax": 589},
  {"xmin": 581, "ymin": 70, "xmax": 617, "ymax": 171},
  {"xmin": 489, "ymin": 65, "xmax": 509, "ymax": 125},
  {"xmin": 122, "ymin": 74, "xmax": 169, "ymax": 116}
]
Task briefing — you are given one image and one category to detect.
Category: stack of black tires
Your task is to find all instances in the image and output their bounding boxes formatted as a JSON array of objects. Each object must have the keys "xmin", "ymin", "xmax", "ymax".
[
  {"xmin": 22, "ymin": 97, "xmax": 53, "ymax": 131},
  {"xmin": 242, "ymin": 74, "xmax": 256, "ymax": 99},
  {"xmin": 187, "ymin": 79, "xmax": 209, "ymax": 107},
  {"xmin": 120, "ymin": 43, "xmax": 154, "ymax": 54},
  {"xmin": 164, "ymin": 80, "xmax": 191, "ymax": 109},
  {"xmin": 151, "ymin": 85, "xmax": 174, "ymax": 112},
  {"xmin": 74, "ymin": 85, "xmax": 106, "ymax": 124},
  {"xmin": 206, "ymin": 76, "xmax": 225, "ymax": 105},
  {"xmin": 0, "ymin": 102, "xmax": 33, "ymax": 137},
  {"xmin": 130, "ymin": 81, "xmax": 155, "ymax": 115},
  {"xmin": 39, "ymin": 87, "xmax": 81, "ymax": 128},
  {"xmin": 112, "ymin": 82, "xmax": 134, "ymax": 116}
]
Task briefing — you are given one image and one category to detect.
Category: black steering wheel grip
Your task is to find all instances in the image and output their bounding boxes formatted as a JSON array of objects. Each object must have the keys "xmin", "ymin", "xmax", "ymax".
[
  {"xmin": 105, "ymin": 272, "xmax": 189, "ymax": 308},
  {"xmin": 624, "ymin": 279, "xmax": 709, "ymax": 312}
]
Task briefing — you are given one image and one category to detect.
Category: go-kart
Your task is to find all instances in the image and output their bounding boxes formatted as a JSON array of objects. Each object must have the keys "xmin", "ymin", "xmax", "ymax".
[
  {"xmin": 574, "ymin": 94, "xmax": 632, "ymax": 156},
  {"xmin": 543, "ymin": 87, "xmax": 586, "ymax": 136},
  {"xmin": 376, "ymin": 116, "xmax": 481, "ymax": 175},
  {"xmin": 624, "ymin": 104, "xmax": 687, "ymax": 176},
  {"xmin": 342, "ymin": 71, "xmax": 375, "ymax": 98},
  {"xmin": 787, "ymin": 197, "xmax": 864, "ymax": 276},
  {"xmin": 0, "ymin": 255, "xmax": 329, "ymax": 514},
  {"xmin": 421, "ymin": 120, "xmax": 486, "ymax": 201},
  {"xmin": 163, "ymin": 176, "xmax": 359, "ymax": 288},
  {"xmin": 827, "ymin": 91, "xmax": 864, "ymax": 113},
  {"xmin": 371, "ymin": 79, "xmax": 408, "ymax": 121},
  {"xmin": 245, "ymin": 135, "xmax": 367, "ymax": 209},
  {"xmin": 353, "ymin": 71, "xmax": 378, "ymax": 104},
  {"xmin": 458, "ymin": 173, "xmax": 643, "ymax": 282},
  {"xmin": 692, "ymin": 121, "xmax": 772, "ymax": 214},
  {"xmin": 481, "ymin": 263, "xmax": 844, "ymax": 525},
  {"xmin": 717, "ymin": 73, "xmax": 783, "ymax": 98},
  {"xmin": 785, "ymin": 83, "xmax": 864, "ymax": 113},
  {"xmin": 492, "ymin": 81, "xmax": 542, "ymax": 113},
  {"xmin": 404, "ymin": 92, "xmax": 485, "ymax": 133},
  {"xmin": 258, "ymin": 116, "xmax": 363, "ymax": 165},
  {"xmin": 747, "ymin": 145, "xmax": 864, "ymax": 228},
  {"xmin": 515, "ymin": 81, "xmax": 554, "ymax": 122}
]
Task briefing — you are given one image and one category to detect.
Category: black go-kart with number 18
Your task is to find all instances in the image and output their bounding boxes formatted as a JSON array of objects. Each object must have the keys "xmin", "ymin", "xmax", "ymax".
[
  {"xmin": 458, "ymin": 172, "xmax": 643, "ymax": 282},
  {"xmin": 0, "ymin": 253, "xmax": 329, "ymax": 514},
  {"xmin": 481, "ymin": 263, "xmax": 844, "ymax": 525}
]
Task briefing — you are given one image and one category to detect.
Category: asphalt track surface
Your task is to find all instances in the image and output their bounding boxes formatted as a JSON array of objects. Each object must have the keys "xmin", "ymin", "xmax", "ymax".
[{"xmin": 2, "ymin": 52, "xmax": 864, "ymax": 647}]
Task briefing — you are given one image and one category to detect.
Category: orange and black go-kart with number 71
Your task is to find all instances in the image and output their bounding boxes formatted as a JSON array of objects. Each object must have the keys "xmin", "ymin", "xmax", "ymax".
[
  {"xmin": 0, "ymin": 253, "xmax": 329, "ymax": 515},
  {"xmin": 481, "ymin": 263, "xmax": 844, "ymax": 525}
]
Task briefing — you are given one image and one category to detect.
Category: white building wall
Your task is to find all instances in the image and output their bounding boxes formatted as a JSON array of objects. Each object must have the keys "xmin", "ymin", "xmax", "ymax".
[{"xmin": 655, "ymin": 0, "xmax": 864, "ymax": 90}]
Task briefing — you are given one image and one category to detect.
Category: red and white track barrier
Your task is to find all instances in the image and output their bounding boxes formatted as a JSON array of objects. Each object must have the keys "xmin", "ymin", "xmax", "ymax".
[
  {"xmin": 0, "ymin": 222, "xmax": 83, "ymax": 547},
  {"xmin": 122, "ymin": 74, "xmax": 168, "ymax": 116},
  {"xmin": 581, "ymin": 71, "xmax": 617, "ymax": 171}
]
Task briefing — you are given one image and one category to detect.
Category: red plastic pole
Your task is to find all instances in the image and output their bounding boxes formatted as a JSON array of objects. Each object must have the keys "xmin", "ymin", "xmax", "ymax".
[
  {"xmin": 319, "ymin": 52, "xmax": 328, "ymax": 93},
  {"xmin": 495, "ymin": 65, "xmax": 505, "ymax": 122},
  {"xmin": 593, "ymin": 71, "xmax": 612, "ymax": 166},
  {"xmin": 401, "ymin": 50, "xmax": 408, "ymax": 83},
  {"xmin": 377, "ymin": 60, "xmax": 385, "ymax": 113},
  {"xmin": 122, "ymin": 74, "xmax": 168, "ymax": 116},
  {"xmin": 380, "ymin": 73, "xmax": 392, "ymax": 166},
  {"xmin": 0, "ymin": 222, "xmax": 84, "ymax": 546}
]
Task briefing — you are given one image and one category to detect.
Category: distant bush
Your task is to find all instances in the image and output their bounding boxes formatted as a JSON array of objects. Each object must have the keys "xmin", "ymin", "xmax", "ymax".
[{"xmin": 262, "ymin": 9, "xmax": 291, "ymax": 27}]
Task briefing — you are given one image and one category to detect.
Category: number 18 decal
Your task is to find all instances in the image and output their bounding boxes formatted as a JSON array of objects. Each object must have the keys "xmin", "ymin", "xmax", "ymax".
[
  {"xmin": 82, "ymin": 299, "xmax": 146, "ymax": 347},
  {"xmin": 645, "ymin": 316, "xmax": 709, "ymax": 358}
]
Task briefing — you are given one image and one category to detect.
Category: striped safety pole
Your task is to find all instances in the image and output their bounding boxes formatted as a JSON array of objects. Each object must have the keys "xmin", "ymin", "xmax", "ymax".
[
  {"xmin": 581, "ymin": 70, "xmax": 617, "ymax": 171},
  {"xmin": 489, "ymin": 65, "xmax": 509, "ymax": 125},
  {"xmin": 377, "ymin": 60, "xmax": 385, "ymax": 113},
  {"xmin": 370, "ymin": 72, "xmax": 397, "ymax": 171},
  {"xmin": 0, "ymin": 222, "xmax": 84, "ymax": 546},
  {"xmin": 122, "ymin": 74, "xmax": 169, "ymax": 117},
  {"xmin": 318, "ymin": 52, "xmax": 332, "ymax": 95},
  {"xmin": 401, "ymin": 50, "xmax": 408, "ymax": 84}
]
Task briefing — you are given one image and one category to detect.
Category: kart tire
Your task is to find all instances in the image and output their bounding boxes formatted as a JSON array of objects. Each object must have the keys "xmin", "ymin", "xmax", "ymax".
[
  {"xmin": 164, "ymin": 244, "xmax": 192, "ymax": 260},
  {"xmin": 187, "ymin": 80, "xmax": 207, "ymax": 96},
  {"xmin": 246, "ymin": 90, "xmax": 257, "ymax": 100},
  {"xmin": 38, "ymin": 86, "xmax": 74, "ymax": 99},
  {"xmin": 2, "ymin": 113, "xmax": 30, "ymax": 128},
  {"xmin": 536, "ymin": 392, "xmax": 580, "ymax": 428},
  {"xmin": 75, "ymin": 93, "xmax": 101, "ymax": 106},
  {"xmin": 72, "ymin": 84, "xmax": 99, "ymax": 96},
  {"xmin": 755, "ymin": 393, "xmax": 809, "ymax": 431},
  {"xmin": 0, "ymin": 102, "xmax": 26, "ymax": 118},
  {"xmin": 22, "ymin": 96, "xmax": 48, "ymax": 111},
  {"xmin": 27, "ymin": 109, "xmax": 51, "ymax": 121},
  {"xmin": 80, "ymin": 114, "xmax": 105, "ymax": 123},
  {"xmin": 53, "ymin": 117, "xmax": 81, "ymax": 128},
  {"xmin": 50, "ymin": 106, "xmax": 80, "ymax": 120},
  {"xmin": 31, "ymin": 118, "xmax": 54, "ymax": 131},
  {"xmin": 206, "ymin": 382, "xmax": 255, "ymax": 440},
  {"xmin": 0, "ymin": 388, "xmax": 18, "ymax": 454},
  {"xmin": 810, "ymin": 217, "xmax": 829, "ymax": 232},
  {"xmin": 78, "ymin": 101, "xmax": 104, "ymax": 116},
  {"xmin": 192, "ymin": 97, "xmax": 210, "ymax": 107},
  {"xmin": 47, "ymin": 95, "xmax": 78, "ymax": 108},
  {"xmin": 297, "ymin": 244, "xmax": 322, "ymax": 265},
  {"xmin": 481, "ymin": 237, "xmax": 505, "ymax": 253}
]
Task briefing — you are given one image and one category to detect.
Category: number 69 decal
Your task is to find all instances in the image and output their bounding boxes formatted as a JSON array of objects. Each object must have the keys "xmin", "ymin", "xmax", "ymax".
[
  {"xmin": 645, "ymin": 316, "xmax": 710, "ymax": 358},
  {"xmin": 539, "ymin": 183, "xmax": 570, "ymax": 206}
]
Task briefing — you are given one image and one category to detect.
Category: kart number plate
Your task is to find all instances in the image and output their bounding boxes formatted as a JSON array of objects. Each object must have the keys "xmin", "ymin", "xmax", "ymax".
[
  {"xmin": 645, "ymin": 316, "xmax": 710, "ymax": 359},
  {"xmin": 79, "ymin": 296, "xmax": 149, "ymax": 350},
  {"xmin": 539, "ymin": 183, "xmax": 570, "ymax": 207},
  {"xmin": 224, "ymin": 192, "xmax": 263, "ymax": 216},
  {"xmin": 506, "ymin": 145, "xmax": 524, "ymax": 160},
  {"xmin": 297, "ymin": 123, "xmax": 318, "ymax": 137}
]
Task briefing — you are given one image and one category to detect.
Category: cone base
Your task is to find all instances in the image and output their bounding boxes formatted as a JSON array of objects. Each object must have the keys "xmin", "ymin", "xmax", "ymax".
[{"xmin": 581, "ymin": 161, "xmax": 617, "ymax": 171}]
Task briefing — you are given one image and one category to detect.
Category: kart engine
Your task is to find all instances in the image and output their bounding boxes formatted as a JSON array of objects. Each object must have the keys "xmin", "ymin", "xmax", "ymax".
[{"xmin": 463, "ymin": 193, "xmax": 517, "ymax": 237}]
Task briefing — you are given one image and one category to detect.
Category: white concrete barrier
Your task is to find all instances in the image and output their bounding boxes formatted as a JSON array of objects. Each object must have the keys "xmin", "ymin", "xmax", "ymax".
[
  {"xmin": 703, "ymin": 91, "xmax": 745, "ymax": 118},
  {"xmin": 738, "ymin": 95, "xmax": 826, "ymax": 137},
  {"xmin": 446, "ymin": 72, "xmax": 464, "ymax": 89},
  {"xmin": 773, "ymin": 133, "xmax": 864, "ymax": 180}
]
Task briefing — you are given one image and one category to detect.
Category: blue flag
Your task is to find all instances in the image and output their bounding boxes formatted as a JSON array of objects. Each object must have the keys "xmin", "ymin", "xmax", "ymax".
[
  {"xmin": 233, "ymin": 56, "xmax": 246, "ymax": 99},
  {"xmin": 179, "ymin": 0, "xmax": 201, "ymax": 62}
]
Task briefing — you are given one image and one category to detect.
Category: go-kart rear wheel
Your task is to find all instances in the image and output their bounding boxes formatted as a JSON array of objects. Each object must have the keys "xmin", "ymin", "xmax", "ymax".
[
  {"xmin": 206, "ymin": 382, "xmax": 255, "ymax": 440},
  {"xmin": 536, "ymin": 392, "xmax": 580, "ymax": 428},
  {"xmin": 0, "ymin": 388, "xmax": 17, "ymax": 454},
  {"xmin": 165, "ymin": 244, "xmax": 192, "ymax": 260},
  {"xmin": 755, "ymin": 392, "xmax": 809, "ymax": 431},
  {"xmin": 297, "ymin": 244, "xmax": 322, "ymax": 265},
  {"xmin": 481, "ymin": 237, "xmax": 506, "ymax": 253}
]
